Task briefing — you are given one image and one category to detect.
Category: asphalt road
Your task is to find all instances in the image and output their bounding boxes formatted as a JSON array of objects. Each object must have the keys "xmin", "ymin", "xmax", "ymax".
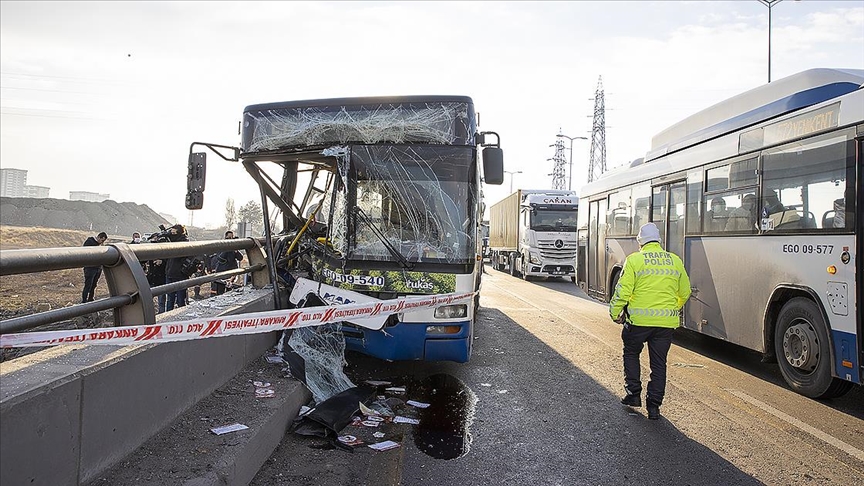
[{"xmin": 252, "ymin": 264, "xmax": 864, "ymax": 485}]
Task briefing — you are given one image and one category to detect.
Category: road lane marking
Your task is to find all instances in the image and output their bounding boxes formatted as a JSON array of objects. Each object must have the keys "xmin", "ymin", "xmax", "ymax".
[
  {"xmin": 488, "ymin": 279, "xmax": 609, "ymax": 345},
  {"xmin": 726, "ymin": 389, "xmax": 864, "ymax": 462}
]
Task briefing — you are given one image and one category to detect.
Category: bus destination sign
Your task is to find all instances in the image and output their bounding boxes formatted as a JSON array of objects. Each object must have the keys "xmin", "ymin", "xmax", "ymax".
[{"xmin": 763, "ymin": 102, "xmax": 840, "ymax": 146}]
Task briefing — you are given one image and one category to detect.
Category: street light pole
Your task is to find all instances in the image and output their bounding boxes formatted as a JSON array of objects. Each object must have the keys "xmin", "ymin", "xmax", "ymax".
[
  {"xmin": 757, "ymin": 0, "xmax": 784, "ymax": 83},
  {"xmin": 504, "ymin": 170, "xmax": 522, "ymax": 193},
  {"xmin": 556, "ymin": 134, "xmax": 588, "ymax": 191}
]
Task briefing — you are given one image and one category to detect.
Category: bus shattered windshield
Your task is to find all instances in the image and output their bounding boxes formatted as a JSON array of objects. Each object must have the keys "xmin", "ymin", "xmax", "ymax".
[{"xmin": 328, "ymin": 144, "xmax": 477, "ymax": 265}]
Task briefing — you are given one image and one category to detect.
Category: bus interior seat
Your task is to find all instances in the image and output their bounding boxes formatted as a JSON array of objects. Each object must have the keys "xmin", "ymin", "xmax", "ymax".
[{"xmin": 822, "ymin": 210, "xmax": 836, "ymax": 228}]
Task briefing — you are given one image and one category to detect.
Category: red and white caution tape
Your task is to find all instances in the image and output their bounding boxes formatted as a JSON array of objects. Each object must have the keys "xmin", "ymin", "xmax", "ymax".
[{"xmin": 0, "ymin": 291, "xmax": 475, "ymax": 348}]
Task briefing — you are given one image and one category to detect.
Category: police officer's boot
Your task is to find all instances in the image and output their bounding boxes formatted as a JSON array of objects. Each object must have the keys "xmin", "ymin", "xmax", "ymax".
[
  {"xmin": 647, "ymin": 406, "xmax": 661, "ymax": 420},
  {"xmin": 620, "ymin": 393, "xmax": 641, "ymax": 407}
]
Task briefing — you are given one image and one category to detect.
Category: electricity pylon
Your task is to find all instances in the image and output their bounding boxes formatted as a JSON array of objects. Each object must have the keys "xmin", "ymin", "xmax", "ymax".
[
  {"xmin": 549, "ymin": 135, "xmax": 567, "ymax": 190},
  {"xmin": 587, "ymin": 76, "xmax": 607, "ymax": 183}
]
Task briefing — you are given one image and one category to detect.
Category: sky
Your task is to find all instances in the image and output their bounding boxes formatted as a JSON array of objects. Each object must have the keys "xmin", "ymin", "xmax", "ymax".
[{"xmin": 1, "ymin": 1, "xmax": 863, "ymax": 229}]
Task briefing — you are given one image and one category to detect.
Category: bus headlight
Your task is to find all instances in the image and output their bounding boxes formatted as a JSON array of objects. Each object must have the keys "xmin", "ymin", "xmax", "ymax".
[{"xmin": 434, "ymin": 304, "xmax": 467, "ymax": 319}]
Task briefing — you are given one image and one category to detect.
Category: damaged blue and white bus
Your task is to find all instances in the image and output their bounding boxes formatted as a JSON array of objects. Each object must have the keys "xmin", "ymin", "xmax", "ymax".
[{"xmin": 186, "ymin": 96, "xmax": 504, "ymax": 363}]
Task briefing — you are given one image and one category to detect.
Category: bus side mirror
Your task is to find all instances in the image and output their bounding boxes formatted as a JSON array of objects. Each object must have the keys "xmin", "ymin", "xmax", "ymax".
[
  {"xmin": 188, "ymin": 152, "xmax": 206, "ymax": 192},
  {"xmin": 186, "ymin": 191, "xmax": 204, "ymax": 210},
  {"xmin": 186, "ymin": 152, "xmax": 206, "ymax": 210},
  {"xmin": 482, "ymin": 147, "xmax": 504, "ymax": 185}
]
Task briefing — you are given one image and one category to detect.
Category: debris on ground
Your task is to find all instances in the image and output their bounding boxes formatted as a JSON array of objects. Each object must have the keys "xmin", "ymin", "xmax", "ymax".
[{"xmin": 210, "ymin": 423, "xmax": 249, "ymax": 435}]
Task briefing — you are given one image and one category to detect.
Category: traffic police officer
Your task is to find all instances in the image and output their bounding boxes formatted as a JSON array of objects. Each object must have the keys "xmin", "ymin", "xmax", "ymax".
[{"xmin": 609, "ymin": 222, "xmax": 691, "ymax": 420}]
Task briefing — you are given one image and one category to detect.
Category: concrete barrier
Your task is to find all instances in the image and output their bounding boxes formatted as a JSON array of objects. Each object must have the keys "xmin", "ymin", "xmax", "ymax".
[{"xmin": 1, "ymin": 288, "xmax": 287, "ymax": 486}]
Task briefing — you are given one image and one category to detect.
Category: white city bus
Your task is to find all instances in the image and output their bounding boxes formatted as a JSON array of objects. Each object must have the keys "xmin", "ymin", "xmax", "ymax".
[{"xmin": 576, "ymin": 68, "xmax": 862, "ymax": 398}]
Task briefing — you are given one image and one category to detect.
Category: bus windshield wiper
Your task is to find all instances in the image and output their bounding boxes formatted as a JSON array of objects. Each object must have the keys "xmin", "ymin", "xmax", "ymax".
[{"xmin": 353, "ymin": 206, "xmax": 415, "ymax": 270}]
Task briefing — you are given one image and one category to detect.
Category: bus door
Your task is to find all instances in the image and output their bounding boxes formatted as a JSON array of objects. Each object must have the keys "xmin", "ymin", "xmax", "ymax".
[
  {"xmin": 588, "ymin": 198, "xmax": 608, "ymax": 298},
  {"xmin": 651, "ymin": 181, "xmax": 687, "ymax": 259}
]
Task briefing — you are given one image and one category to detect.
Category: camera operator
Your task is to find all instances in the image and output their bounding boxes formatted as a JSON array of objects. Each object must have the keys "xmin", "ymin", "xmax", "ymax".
[
  {"xmin": 210, "ymin": 230, "xmax": 245, "ymax": 296},
  {"xmin": 143, "ymin": 227, "xmax": 170, "ymax": 313},
  {"xmin": 164, "ymin": 224, "xmax": 191, "ymax": 311}
]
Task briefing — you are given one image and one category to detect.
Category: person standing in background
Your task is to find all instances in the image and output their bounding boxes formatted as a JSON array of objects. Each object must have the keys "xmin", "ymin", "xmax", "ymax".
[
  {"xmin": 82, "ymin": 232, "xmax": 108, "ymax": 303},
  {"xmin": 210, "ymin": 230, "xmax": 245, "ymax": 296},
  {"xmin": 165, "ymin": 224, "xmax": 191, "ymax": 311}
]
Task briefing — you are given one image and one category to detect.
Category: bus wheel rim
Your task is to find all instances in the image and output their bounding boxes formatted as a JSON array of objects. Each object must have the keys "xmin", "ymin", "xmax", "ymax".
[{"xmin": 782, "ymin": 319, "xmax": 819, "ymax": 372}]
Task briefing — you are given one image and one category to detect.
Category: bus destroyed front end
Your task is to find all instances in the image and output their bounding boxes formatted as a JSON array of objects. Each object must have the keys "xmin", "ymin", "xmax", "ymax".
[{"xmin": 227, "ymin": 97, "xmax": 502, "ymax": 363}]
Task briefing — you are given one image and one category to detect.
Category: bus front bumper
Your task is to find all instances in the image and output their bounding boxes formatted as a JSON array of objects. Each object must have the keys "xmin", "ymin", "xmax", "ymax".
[{"xmin": 341, "ymin": 320, "xmax": 471, "ymax": 363}]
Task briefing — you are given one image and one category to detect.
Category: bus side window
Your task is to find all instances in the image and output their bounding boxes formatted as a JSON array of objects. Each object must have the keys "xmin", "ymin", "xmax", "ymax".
[
  {"xmin": 686, "ymin": 169, "xmax": 703, "ymax": 234},
  {"xmin": 631, "ymin": 183, "xmax": 650, "ymax": 235},
  {"xmin": 723, "ymin": 192, "xmax": 758, "ymax": 232},
  {"xmin": 607, "ymin": 189, "xmax": 631, "ymax": 236},
  {"xmin": 761, "ymin": 133, "xmax": 852, "ymax": 231}
]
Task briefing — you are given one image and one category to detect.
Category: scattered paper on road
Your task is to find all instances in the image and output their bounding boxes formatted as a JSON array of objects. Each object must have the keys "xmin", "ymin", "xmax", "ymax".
[
  {"xmin": 385, "ymin": 386, "xmax": 406, "ymax": 394},
  {"xmin": 373, "ymin": 431, "xmax": 385, "ymax": 438},
  {"xmin": 338, "ymin": 435, "xmax": 364, "ymax": 446},
  {"xmin": 394, "ymin": 416, "xmax": 420, "ymax": 425},
  {"xmin": 265, "ymin": 355, "xmax": 284, "ymax": 364},
  {"xmin": 210, "ymin": 423, "xmax": 249, "ymax": 435},
  {"xmin": 255, "ymin": 388, "xmax": 275, "ymax": 398},
  {"xmin": 359, "ymin": 402, "xmax": 378, "ymax": 416},
  {"xmin": 406, "ymin": 400, "xmax": 430, "ymax": 408},
  {"xmin": 368, "ymin": 440, "xmax": 400, "ymax": 451}
]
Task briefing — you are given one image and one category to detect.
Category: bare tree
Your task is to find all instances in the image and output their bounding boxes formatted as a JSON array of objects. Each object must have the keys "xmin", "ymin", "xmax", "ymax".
[{"xmin": 224, "ymin": 198, "xmax": 237, "ymax": 231}]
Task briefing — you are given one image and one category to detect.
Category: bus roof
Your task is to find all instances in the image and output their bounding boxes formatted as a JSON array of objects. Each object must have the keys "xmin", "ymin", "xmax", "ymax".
[
  {"xmin": 244, "ymin": 95, "xmax": 474, "ymax": 113},
  {"xmin": 581, "ymin": 68, "xmax": 864, "ymax": 199},
  {"xmin": 241, "ymin": 95, "xmax": 477, "ymax": 154},
  {"xmin": 647, "ymin": 68, "xmax": 864, "ymax": 162}
]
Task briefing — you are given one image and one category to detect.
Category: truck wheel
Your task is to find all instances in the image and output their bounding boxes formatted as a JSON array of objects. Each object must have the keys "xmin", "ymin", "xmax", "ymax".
[
  {"xmin": 521, "ymin": 260, "xmax": 532, "ymax": 281},
  {"xmin": 774, "ymin": 297, "xmax": 852, "ymax": 398}
]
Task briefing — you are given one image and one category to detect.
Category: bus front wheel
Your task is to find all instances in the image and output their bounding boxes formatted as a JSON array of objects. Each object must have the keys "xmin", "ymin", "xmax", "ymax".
[{"xmin": 774, "ymin": 297, "xmax": 852, "ymax": 399}]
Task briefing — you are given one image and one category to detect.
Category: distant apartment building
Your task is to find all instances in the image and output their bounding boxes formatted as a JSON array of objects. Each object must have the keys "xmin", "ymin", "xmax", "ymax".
[
  {"xmin": 1, "ymin": 168, "xmax": 27, "ymax": 197},
  {"xmin": 23, "ymin": 185, "xmax": 50, "ymax": 198},
  {"xmin": 69, "ymin": 191, "xmax": 110, "ymax": 202}
]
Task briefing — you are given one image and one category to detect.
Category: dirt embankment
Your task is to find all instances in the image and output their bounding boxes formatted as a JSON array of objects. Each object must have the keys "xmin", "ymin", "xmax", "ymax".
[
  {"xmin": 0, "ymin": 196, "xmax": 170, "ymax": 237},
  {"xmin": 0, "ymin": 226, "xmax": 119, "ymax": 361}
]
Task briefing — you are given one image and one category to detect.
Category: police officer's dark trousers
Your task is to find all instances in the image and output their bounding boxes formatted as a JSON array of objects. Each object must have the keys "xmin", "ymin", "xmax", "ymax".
[{"xmin": 622, "ymin": 325, "xmax": 674, "ymax": 407}]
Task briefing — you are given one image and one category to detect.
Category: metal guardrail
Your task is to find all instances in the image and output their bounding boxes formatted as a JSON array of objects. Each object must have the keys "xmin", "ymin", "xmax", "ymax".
[{"xmin": 0, "ymin": 238, "xmax": 270, "ymax": 334}]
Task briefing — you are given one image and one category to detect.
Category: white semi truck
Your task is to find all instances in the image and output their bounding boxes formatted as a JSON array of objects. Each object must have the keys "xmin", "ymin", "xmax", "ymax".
[{"xmin": 488, "ymin": 189, "xmax": 579, "ymax": 281}]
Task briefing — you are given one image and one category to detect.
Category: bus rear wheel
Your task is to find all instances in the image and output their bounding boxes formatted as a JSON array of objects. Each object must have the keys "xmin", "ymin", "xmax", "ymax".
[{"xmin": 774, "ymin": 297, "xmax": 852, "ymax": 399}]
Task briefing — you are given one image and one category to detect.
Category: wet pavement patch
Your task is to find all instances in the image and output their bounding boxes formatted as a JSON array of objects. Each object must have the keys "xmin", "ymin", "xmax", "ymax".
[{"xmin": 410, "ymin": 373, "xmax": 477, "ymax": 460}]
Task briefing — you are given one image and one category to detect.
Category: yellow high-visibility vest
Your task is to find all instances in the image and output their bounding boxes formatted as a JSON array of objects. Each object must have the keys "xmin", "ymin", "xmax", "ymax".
[{"xmin": 609, "ymin": 241, "xmax": 691, "ymax": 328}]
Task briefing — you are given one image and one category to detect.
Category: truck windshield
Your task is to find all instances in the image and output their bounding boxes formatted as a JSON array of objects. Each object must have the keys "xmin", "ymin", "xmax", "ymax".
[
  {"xmin": 344, "ymin": 145, "xmax": 477, "ymax": 264},
  {"xmin": 531, "ymin": 210, "xmax": 578, "ymax": 231}
]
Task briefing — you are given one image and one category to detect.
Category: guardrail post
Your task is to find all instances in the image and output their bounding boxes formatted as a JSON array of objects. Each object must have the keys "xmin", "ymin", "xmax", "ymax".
[
  {"xmin": 103, "ymin": 243, "xmax": 155, "ymax": 326},
  {"xmin": 245, "ymin": 238, "xmax": 270, "ymax": 289}
]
